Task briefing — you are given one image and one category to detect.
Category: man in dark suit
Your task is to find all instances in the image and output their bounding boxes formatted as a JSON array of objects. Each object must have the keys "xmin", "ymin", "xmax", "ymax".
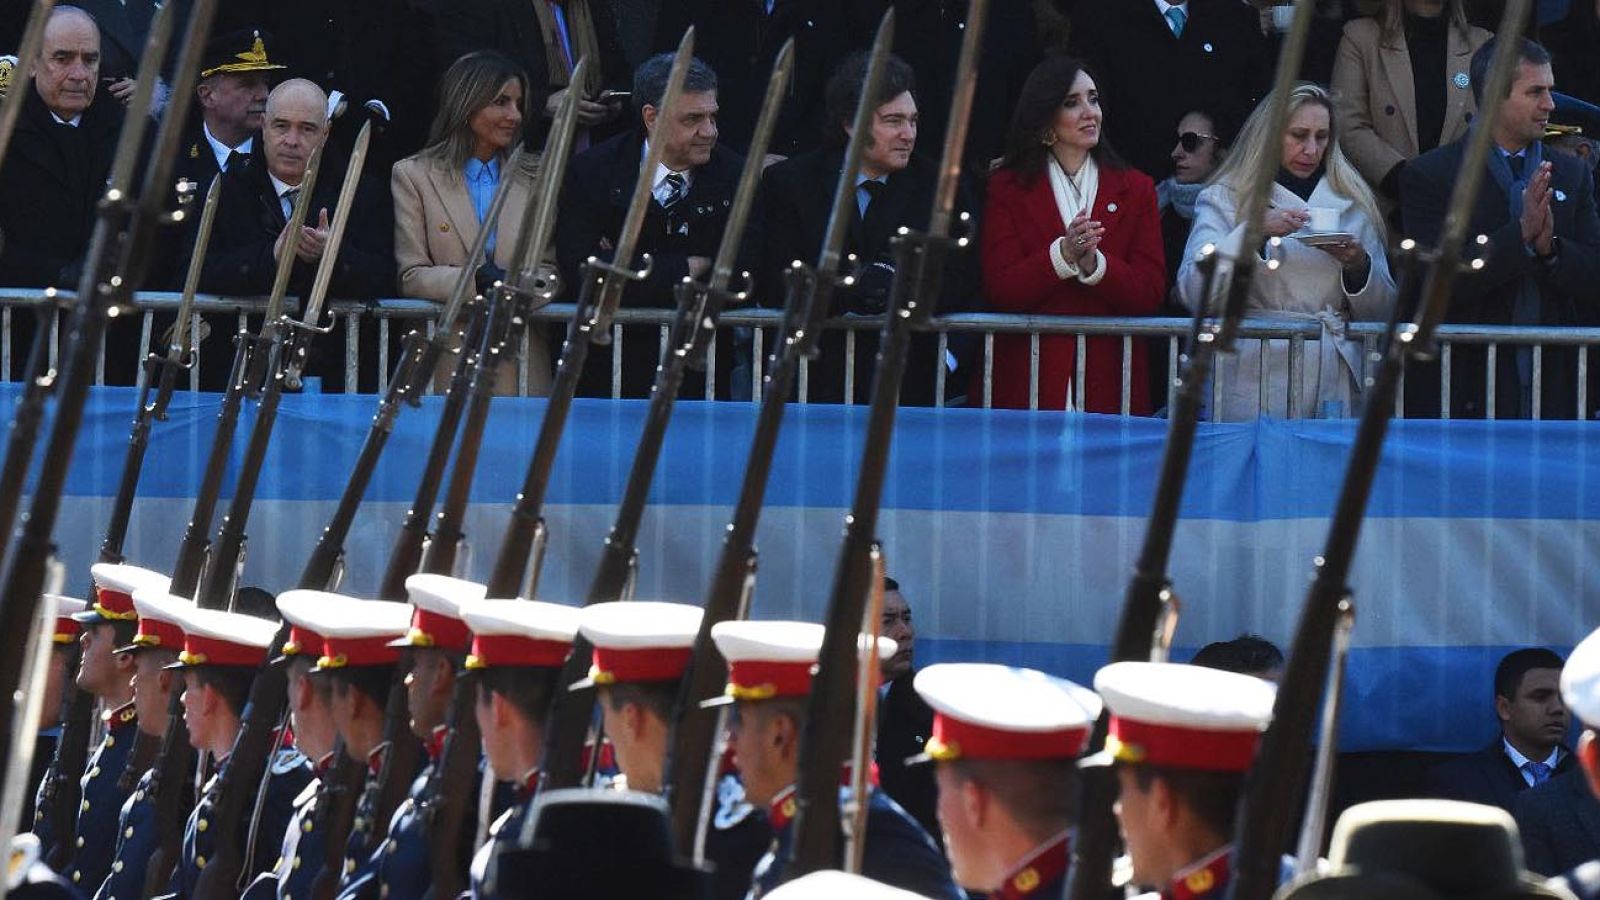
[
  {"xmin": 875, "ymin": 577, "xmax": 940, "ymax": 845},
  {"xmin": 1549, "ymin": 624, "xmax": 1600, "ymax": 899},
  {"xmin": 1401, "ymin": 37, "xmax": 1600, "ymax": 420},
  {"xmin": 1068, "ymin": 0, "xmax": 1270, "ymax": 181},
  {"xmin": 1516, "ymin": 768, "xmax": 1600, "ymax": 876},
  {"xmin": 188, "ymin": 77, "xmax": 394, "ymax": 391},
  {"xmin": 554, "ymin": 52, "xmax": 755, "ymax": 398},
  {"xmin": 759, "ymin": 51, "xmax": 980, "ymax": 405},
  {"xmin": 1425, "ymin": 648, "xmax": 1574, "ymax": 813}
]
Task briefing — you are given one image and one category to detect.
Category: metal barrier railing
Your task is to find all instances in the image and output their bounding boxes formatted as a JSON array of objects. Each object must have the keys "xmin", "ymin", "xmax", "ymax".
[{"xmin": 2, "ymin": 290, "xmax": 1597, "ymax": 420}]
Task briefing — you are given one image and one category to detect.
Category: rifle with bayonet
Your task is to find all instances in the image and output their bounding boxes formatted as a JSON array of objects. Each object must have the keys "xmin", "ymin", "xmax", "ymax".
[
  {"xmin": 185, "ymin": 123, "xmax": 377, "ymax": 900},
  {"xmin": 1223, "ymin": 5, "xmax": 1531, "ymax": 899},
  {"xmin": 788, "ymin": 3, "xmax": 977, "ymax": 875},
  {"xmin": 541, "ymin": 28, "xmax": 775, "ymax": 794},
  {"xmin": 348, "ymin": 84, "xmax": 585, "ymax": 877},
  {"xmin": 0, "ymin": 0, "xmax": 217, "ymax": 874},
  {"xmin": 37, "ymin": 624, "xmax": 91, "ymax": 871},
  {"xmin": 408, "ymin": 79, "xmax": 589, "ymax": 900},
  {"xmin": 655, "ymin": 39, "xmax": 814, "ymax": 858},
  {"xmin": 1061, "ymin": 4, "xmax": 1318, "ymax": 899}
]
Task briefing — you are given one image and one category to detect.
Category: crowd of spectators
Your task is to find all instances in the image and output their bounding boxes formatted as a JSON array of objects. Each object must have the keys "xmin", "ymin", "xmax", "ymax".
[{"xmin": 0, "ymin": 0, "xmax": 1597, "ymax": 413}]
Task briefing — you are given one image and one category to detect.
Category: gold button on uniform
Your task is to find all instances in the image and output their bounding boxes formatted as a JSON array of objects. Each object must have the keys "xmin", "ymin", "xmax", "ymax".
[
  {"xmin": 81, "ymin": 800, "xmax": 90, "ymax": 812},
  {"xmin": 113, "ymin": 861, "xmax": 124, "ymax": 873},
  {"xmin": 76, "ymin": 837, "xmax": 85, "ymax": 848},
  {"xmin": 292, "ymin": 856, "xmax": 301, "ymax": 870},
  {"xmin": 196, "ymin": 856, "xmax": 206, "ymax": 869},
  {"xmin": 126, "ymin": 826, "xmax": 134, "ymax": 838},
  {"xmin": 197, "ymin": 818, "xmax": 209, "ymax": 832},
  {"xmin": 89, "ymin": 766, "xmax": 100, "ymax": 778},
  {"xmin": 71, "ymin": 873, "xmax": 81, "ymax": 883},
  {"xmin": 105, "ymin": 736, "xmax": 115, "ymax": 748},
  {"xmin": 303, "ymin": 820, "xmax": 314, "ymax": 833}
]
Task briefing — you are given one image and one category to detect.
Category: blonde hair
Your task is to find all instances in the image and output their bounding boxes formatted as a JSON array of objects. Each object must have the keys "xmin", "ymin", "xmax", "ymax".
[
  {"xmin": 1206, "ymin": 83, "xmax": 1386, "ymax": 244},
  {"xmin": 423, "ymin": 51, "xmax": 531, "ymax": 175}
]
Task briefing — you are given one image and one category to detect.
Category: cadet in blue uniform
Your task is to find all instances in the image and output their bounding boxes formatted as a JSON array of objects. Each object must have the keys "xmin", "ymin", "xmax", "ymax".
[
  {"xmin": 911, "ymin": 663, "xmax": 1102, "ymax": 900},
  {"xmin": 706, "ymin": 621, "xmax": 963, "ymax": 900},
  {"xmin": 337, "ymin": 575, "xmax": 485, "ymax": 900},
  {"xmin": 576, "ymin": 601, "xmax": 772, "ymax": 900},
  {"xmin": 461, "ymin": 598, "xmax": 581, "ymax": 896},
  {"xmin": 95, "ymin": 590, "xmax": 192, "ymax": 900},
  {"xmin": 54, "ymin": 564, "xmax": 172, "ymax": 892},
  {"xmin": 1554, "ymin": 625, "xmax": 1600, "ymax": 900},
  {"xmin": 25, "ymin": 595, "xmax": 86, "ymax": 846},
  {"xmin": 1091, "ymin": 662, "xmax": 1276, "ymax": 900},
  {"xmin": 160, "ymin": 605, "xmax": 313, "ymax": 899},
  {"xmin": 242, "ymin": 591, "xmax": 409, "ymax": 900}
]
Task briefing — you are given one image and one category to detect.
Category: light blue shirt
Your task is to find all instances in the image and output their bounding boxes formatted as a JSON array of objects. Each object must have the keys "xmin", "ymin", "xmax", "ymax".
[
  {"xmin": 465, "ymin": 156, "xmax": 501, "ymax": 259},
  {"xmin": 1502, "ymin": 737, "xmax": 1561, "ymax": 786},
  {"xmin": 855, "ymin": 173, "xmax": 888, "ymax": 217}
]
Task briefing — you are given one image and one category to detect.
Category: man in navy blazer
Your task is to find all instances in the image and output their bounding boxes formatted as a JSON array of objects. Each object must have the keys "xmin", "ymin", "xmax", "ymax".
[
  {"xmin": 1515, "ymin": 768, "xmax": 1600, "ymax": 876},
  {"xmin": 1425, "ymin": 648, "xmax": 1574, "ymax": 813},
  {"xmin": 1401, "ymin": 37, "xmax": 1600, "ymax": 420}
]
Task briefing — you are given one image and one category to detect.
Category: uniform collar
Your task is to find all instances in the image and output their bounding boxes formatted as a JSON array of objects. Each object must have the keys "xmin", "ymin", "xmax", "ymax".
[
  {"xmin": 768, "ymin": 783, "xmax": 799, "ymax": 830},
  {"xmin": 994, "ymin": 830, "xmax": 1072, "ymax": 900},
  {"xmin": 103, "ymin": 700, "xmax": 139, "ymax": 731},
  {"xmin": 426, "ymin": 724, "xmax": 449, "ymax": 762},
  {"xmin": 1164, "ymin": 845, "xmax": 1232, "ymax": 900},
  {"xmin": 203, "ymin": 122, "xmax": 251, "ymax": 171},
  {"xmin": 517, "ymin": 767, "xmax": 541, "ymax": 803}
]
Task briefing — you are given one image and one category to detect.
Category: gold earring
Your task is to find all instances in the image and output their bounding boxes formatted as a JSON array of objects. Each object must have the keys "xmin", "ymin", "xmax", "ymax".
[{"xmin": 1042, "ymin": 132, "xmax": 1058, "ymax": 147}]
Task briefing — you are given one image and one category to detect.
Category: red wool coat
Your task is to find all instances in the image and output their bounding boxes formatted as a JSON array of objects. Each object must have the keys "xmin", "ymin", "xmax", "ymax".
[{"xmin": 975, "ymin": 163, "xmax": 1167, "ymax": 412}]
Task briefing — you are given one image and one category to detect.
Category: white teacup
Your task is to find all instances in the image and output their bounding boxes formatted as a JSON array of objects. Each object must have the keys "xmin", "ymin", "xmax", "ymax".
[
  {"xmin": 1271, "ymin": 4, "xmax": 1296, "ymax": 31},
  {"xmin": 1307, "ymin": 207, "xmax": 1340, "ymax": 232}
]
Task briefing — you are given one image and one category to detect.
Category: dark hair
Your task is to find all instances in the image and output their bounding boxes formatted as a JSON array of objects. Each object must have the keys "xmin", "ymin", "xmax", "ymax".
[
  {"xmin": 326, "ymin": 664, "xmax": 396, "ymax": 708},
  {"xmin": 1469, "ymin": 38, "xmax": 1552, "ymax": 106},
  {"xmin": 602, "ymin": 681, "xmax": 678, "ymax": 724},
  {"xmin": 1132, "ymin": 766, "xmax": 1246, "ymax": 839},
  {"xmin": 1181, "ymin": 100, "xmax": 1246, "ymax": 151},
  {"xmin": 1191, "ymin": 635, "xmax": 1284, "ymax": 677},
  {"xmin": 479, "ymin": 666, "xmax": 562, "ymax": 723},
  {"xmin": 233, "ymin": 587, "xmax": 279, "ymax": 622},
  {"xmin": 883, "ymin": 576, "xmax": 901, "ymax": 593},
  {"xmin": 633, "ymin": 52, "xmax": 719, "ymax": 110},
  {"xmin": 287, "ymin": 655, "xmax": 333, "ymax": 703},
  {"xmin": 1494, "ymin": 648, "xmax": 1564, "ymax": 700},
  {"xmin": 1001, "ymin": 55, "xmax": 1124, "ymax": 184},
  {"xmin": 193, "ymin": 666, "xmax": 256, "ymax": 718},
  {"xmin": 947, "ymin": 758, "xmax": 1078, "ymax": 839},
  {"xmin": 108, "ymin": 619, "xmax": 139, "ymax": 648},
  {"xmin": 823, "ymin": 51, "xmax": 917, "ymax": 149}
]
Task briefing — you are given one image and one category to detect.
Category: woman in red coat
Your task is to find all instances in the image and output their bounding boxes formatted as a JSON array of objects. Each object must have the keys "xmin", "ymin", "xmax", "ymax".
[{"xmin": 976, "ymin": 56, "xmax": 1167, "ymax": 413}]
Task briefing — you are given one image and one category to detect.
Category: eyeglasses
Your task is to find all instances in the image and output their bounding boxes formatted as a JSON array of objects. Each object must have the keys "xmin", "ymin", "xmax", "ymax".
[{"xmin": 1177, "ymin": 131, "xmax": 1220, "ymax": 153}]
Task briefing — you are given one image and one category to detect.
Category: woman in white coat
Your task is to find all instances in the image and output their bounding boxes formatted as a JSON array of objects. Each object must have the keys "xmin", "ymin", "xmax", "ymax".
[{"xmin": 1178, "ymin": 83, "xmax": 1395, "ymax": 422}]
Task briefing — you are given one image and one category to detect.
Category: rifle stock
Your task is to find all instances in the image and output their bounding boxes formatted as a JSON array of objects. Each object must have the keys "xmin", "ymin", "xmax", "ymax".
[
  {"xmin": 39, "ymin": 641, "xmax": 91, "ymax": 871},
  {"xmin": 1223, "ymin": 8, "xmax": 1529, "ymax": 900}
]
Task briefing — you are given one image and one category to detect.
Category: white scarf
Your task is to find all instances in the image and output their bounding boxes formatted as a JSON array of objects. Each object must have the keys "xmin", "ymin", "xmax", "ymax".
[{"xmin": 1048, "ymin": 154, "xmax": 1100, "ymax": 227}]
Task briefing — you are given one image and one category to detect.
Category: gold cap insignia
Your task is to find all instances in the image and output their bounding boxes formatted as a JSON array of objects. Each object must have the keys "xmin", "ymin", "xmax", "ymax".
[
  {"xmin": 200, "ymin": 30, "xmax": 288, "ymax": 79},
  {"xmin": 0, "ymin": 56, "xmax": 16, "ymax": 102}
]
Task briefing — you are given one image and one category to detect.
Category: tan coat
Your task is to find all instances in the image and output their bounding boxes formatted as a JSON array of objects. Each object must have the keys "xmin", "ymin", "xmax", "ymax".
[
  {"xmin": 1331, "ymin": 16, "xmax": 1491, "ymax": 195},
  {"xmin": 391, "ymin": 153, "xmax": 554, "ymax": 395}
]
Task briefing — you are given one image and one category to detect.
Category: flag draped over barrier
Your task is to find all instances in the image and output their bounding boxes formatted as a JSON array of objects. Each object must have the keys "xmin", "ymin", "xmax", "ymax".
[{"xmin": 23, "ymin": 385, "xmax": 1599, "ymax": 752}]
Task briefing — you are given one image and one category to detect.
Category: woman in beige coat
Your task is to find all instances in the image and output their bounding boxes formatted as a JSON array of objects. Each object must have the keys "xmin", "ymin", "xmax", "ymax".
[
  {"xmin": 1332, "ymin": 0, "xmax": 1490, "ymax": 213},
  {"xmin": 393, "ymin": 50, "xmax": 553, "ymax": 394}
]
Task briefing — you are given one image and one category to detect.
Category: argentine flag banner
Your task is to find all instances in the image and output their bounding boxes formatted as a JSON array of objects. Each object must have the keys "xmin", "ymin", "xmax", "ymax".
[{"xmin": 30, "ymin": 386, "xmax": 1600, "ymax": 753}]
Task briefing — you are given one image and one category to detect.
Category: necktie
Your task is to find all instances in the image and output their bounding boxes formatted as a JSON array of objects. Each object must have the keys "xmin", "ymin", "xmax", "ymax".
[
  {"xmin": 1507, "ymin": 153, "xmax": 1526, "ymax": 180},
  {"xmin": 281, "ymin": 188, "xmax": 299, "ymax": 222},
  {"xmin": 860, "ymin": 178, "xmax": 885, "ymax": 217},
  {"xmin": 224, "ymin": 149, "xmax": 249, "ymax": 172},
  {"xmin": 1165, "ymin": 5, "xmax": 1187, "ymax": 37},
  {"xmin": 1524, "ymin": 760, "xmax": 1552, "ymax": 786},
  {"xmin": 659, "ymin": 172, "xmax": 688, "ymax": 209}
]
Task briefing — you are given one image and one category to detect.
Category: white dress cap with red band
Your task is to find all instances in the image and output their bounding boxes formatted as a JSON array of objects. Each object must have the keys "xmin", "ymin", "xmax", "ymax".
[
  {"xmin": 81, "ymin": 563, "xmax": 173, "ymax": 622},
  {"xmin": 118, "ymin": 589, "xmax": 195, "ymax": 654},
  {"xmin": 47, "ymin": 594, "xmax": 87, "ymax": 642},
  {"xmin": 706, "ymin": 620, "xmax": 896, "ymax": 705},
  {"xmin": 460, "ymin": 599, "xmax": 581, "ymax": 670},
  {"xmin": 1562, "ymin": 626, "xmax": 1600, "ymax": 728},
  {"xmin": 573, "ymin": 601, "xmax": 703, "ymax": 689},
  {"xmin": 164, "ymin": 606, "xmax": 280, "ymax": 669},
  {"xmin": 1091, "ymin": 661, "xmax": 1275, "ymax": 773},
  {"xmin": 913, "ymin": 663, "xmax": 1102, "ymax": 763},
  {"xmin": 395, "ymin": 573, "xmax": 486, "ymax": 650},
  {"xmin": 764, "ymin": 870, "xmax": 932, "ymax": 900},
  {"xmin": 280, "ymin": 593, "xmax": 410, "ymax": 669}
]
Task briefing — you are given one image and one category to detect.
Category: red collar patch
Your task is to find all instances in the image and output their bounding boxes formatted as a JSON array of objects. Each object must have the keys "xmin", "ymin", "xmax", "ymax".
[
  {"xmin": 1165, "ymin": 847, "xmax": 1232, "ymax": 900},
  {"xmin": 993, "ymin": 832, "xmax": 1070, "ymax": 900}
]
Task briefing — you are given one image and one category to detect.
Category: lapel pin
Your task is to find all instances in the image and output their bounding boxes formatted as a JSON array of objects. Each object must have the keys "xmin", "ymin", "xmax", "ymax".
[
  {"xmin": 439, "ymin": 223, "xmax": 450, "ymax": 232},
  {"xmin": 1203, "ymin": 42, "xmax": 1214, "ymax": 53},
  {"xmin": 1555, "ymin": 190, "xmax": 1567, "ymax": 202},
  {"xmin": 1454, "ymin": 72, "xmax": 1470, "ymax": 90},
  {"xmin": 1107, "ymin": 202, "xmax": 1118, "ymax": 213}
]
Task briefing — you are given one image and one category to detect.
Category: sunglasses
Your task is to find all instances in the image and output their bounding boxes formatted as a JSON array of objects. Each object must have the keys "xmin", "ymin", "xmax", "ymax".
[{"xmin": 1177, "ymin": 131, "xmax": 1219, "ymax": 153}]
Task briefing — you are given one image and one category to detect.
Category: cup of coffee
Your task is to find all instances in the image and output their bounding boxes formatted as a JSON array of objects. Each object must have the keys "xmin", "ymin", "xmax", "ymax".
[
  {"xmin": 1271, "ymin": 4, "xmax": 1296, "ymax": 32},
  {"xmin": 1308, "ymin": 207, "xmax": 1340, "ymax": 232}
]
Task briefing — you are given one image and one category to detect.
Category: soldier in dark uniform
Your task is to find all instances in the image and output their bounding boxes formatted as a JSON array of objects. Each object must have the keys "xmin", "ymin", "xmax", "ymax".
[
  {"xmin": 25, "ymin": 596, "xmax": 86, "ymax": 836},
  {"xmin": 911, "ymin": 664, "xmax": 1102, "ymax": 900},
  {"xmin": 95, "ymin": 591, "xmax": 191, "ymax": 900},
  {"xmin": 241, "ymin": 590, "xmax": 398, "ymax": 900},
  {"xmin": 552, "ymin": 51, "xmax": 757, "ymax": 399},
  {"xmin": 337, "ymin": 575, "xmax": 485, "ymax": 900},
  {"xmin": 1553, "ymin": 624, "xmax": 1600, "ymax": 900},
  {"xmin": 575, "ymin": 601, "xmax": 770, "ymax": 900},
  {"xmin": 1092, "ymin": 661, "xmax": 1277, "ymax": 900},
  {"xmin": 459, "ymin": 599, "xmax": 581, "ymax": 895},
  {"xmin": 707, "ymin": 621, "xmax": 963, "ymax": 900},
  {"xmin": 159, "ymin": 605, "xmax": 313, "ymax": 899},
  {"xmin": 48, "ymin": 564, "xmax": 170, "ymax": 892}
]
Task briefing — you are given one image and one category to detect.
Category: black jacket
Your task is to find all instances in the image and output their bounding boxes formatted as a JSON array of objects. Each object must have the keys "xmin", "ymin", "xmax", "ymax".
[
  {"xmin": 1069, "ymin": 0, "xmax": 1270, "ymax": 180},
  {"xmin": 1514, "ymin": 768, "xmax": 1600, "ymax": 876},
  {"xmin": 1424, "ymin": 738, "xmax": 1576, "ymax": 814},
  {"xmin": 758, "ymin": 147, "xmax": 980, "ymax": 404},
  {"xmin": 875, "ymin": 674, "xmax": 940, "ymax": 845},
  {"xmin": 1400, "ymin": 137, "xmax": 1600, "ymax": 419},
  {"xmin": 554, "ymin": 129, "xmax": 757, "ymax": 398}
]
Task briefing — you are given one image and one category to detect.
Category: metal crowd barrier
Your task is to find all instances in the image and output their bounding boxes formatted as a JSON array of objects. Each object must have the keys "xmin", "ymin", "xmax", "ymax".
[{"xmin": 2, "ymin": 290, "xmax": 1598, "ymax": 420}]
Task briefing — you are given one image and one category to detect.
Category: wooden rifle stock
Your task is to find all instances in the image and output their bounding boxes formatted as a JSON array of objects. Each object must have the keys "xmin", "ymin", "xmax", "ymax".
[
  {"xmin": 0, "ymin": 0, "xmax": 215, "ymax": 840},
  {"xmin": 790, "ymin": 0, "xmax": 982, "ymax": 874},
  {"xmin": 1224, "ymin": 8, "xmax": 1529, "ymax": 900}
]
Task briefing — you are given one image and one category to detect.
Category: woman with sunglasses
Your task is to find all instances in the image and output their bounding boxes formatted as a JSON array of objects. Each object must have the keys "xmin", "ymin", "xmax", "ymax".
[
  {"xmin": 1176, "ymin": 83, "xmax": 1395, "ymax": 422},
  {"xmin": 976, "ymin": 56, "xmax": 1165, "ymax": 413},
  {"xmin": 1331, "ymin": 0, "xmax": 1490, "ymax": 213}
]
